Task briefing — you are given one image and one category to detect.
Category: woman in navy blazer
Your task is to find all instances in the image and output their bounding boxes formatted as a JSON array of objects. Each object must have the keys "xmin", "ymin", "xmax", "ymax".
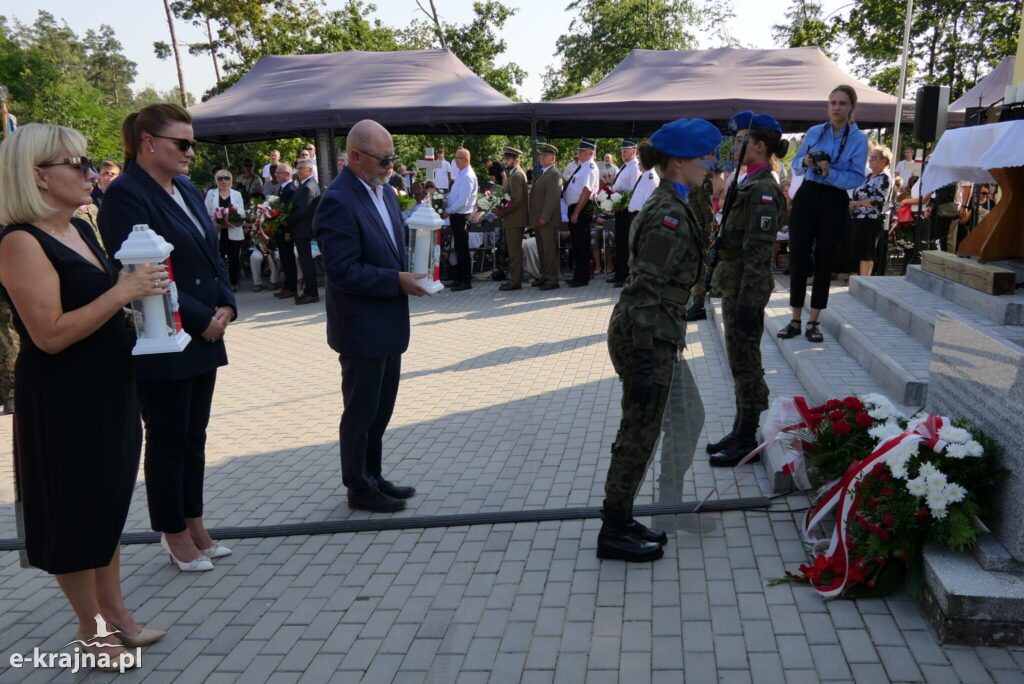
[{"xmin": 99, "ymin": 103, "xmax": 237, "ymax": 572}]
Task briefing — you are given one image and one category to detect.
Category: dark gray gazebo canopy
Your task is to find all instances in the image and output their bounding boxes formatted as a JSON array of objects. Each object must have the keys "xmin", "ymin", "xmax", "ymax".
[{"xmin": 190, "ymin": 50, "xmax": 534, "ymax": 143}]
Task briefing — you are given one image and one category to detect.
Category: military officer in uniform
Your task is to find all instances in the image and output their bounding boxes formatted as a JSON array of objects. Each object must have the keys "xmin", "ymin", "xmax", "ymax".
[
  {"xmin": 707, "ymin": 112, "xmax": 789, "ymax": 467},
  {"xmin": 682, "ymin": 172, "xmax": 716, "ymax": 321},
  {"xmin": 497, "ymin": 146, "xmax": 529, "ymax": 291},
  {"xmin": 609, "ymin": 139, "xmax": 641, "ymax": 286},
  {"xmin": 528, "ymin": 143, "xmax": 562, "ymax": 291},
  {"xmin": 599, "ymin": 118, "xmax": 722, "ymax": 562},
  {"xmin": 563, "ymin": 138, "xmax": 600, "ymax": 287}
]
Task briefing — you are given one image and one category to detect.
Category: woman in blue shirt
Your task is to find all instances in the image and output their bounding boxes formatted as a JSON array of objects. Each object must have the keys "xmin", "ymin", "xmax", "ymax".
[{"xmin": 778, "ymin": 85, "xmax": 868, "ymax": 343}]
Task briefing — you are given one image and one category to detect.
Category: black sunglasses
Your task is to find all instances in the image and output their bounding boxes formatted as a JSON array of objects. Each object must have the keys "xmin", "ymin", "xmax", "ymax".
[
  {"xmin": 151, "ymin": 134, "xmax": 198, "ymax": 152},
  {"xmin": 356, "ymin": 149, "xmax": 399, "ymax": 168},
  {"xmin": 39, "ymin": 156, "xmax": 93, "ymax": 177}
]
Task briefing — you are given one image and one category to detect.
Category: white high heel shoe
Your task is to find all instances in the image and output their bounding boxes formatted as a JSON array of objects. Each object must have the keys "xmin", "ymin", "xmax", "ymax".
[
  {"xmin": 160, "ymin": 534, "xmax": 214, "ymax": 572},
  {"xmin": 202, "ymin": 542, "xmax": 232, "ymax": 559}
]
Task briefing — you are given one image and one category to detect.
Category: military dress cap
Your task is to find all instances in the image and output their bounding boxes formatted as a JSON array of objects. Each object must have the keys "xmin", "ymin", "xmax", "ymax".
[
  {"xmin": 620, "ymin": 138, "xmax": 638, "ymax": 149},
  {"xmin": 650, "ymin": 118, "xmax": 722, "ymax": 158},
  {"xmin": 577, "ymin": 137, "xmax": 597, "ymax": 150},
  {"xmin": 728, "ymin": 111, "xmax": 783, "ymax": 134},
  {"xmin": 501, "ymin": 146, "xmax": 523, "ymax": 157},
  {"xmin": 536, "ymin": 142, "xmax": 558, "ymax": 155}
]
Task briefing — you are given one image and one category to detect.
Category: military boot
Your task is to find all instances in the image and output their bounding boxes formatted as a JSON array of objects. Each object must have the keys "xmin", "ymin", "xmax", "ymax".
[
  {"xmin": 597, "ymin": 509, "xmax": 664, "ymax": 562},
  {"xmin": 684, "ymin": 303, "xmax": 707, "ymax": 321},
  {"xmin": 706, "ymin": 412, "xmax": 740, "ymax": 454},
  {"xmin": 627, "ymin": 516, "xmax": 668, "ymax": 545},
  {"xmin": 709, "ymin": 416, "xmax": 760, "ymax": 468}
]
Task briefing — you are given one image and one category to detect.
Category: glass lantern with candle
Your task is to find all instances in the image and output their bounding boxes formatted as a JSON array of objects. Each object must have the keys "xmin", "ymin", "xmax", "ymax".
[
  {"xmin": 405, "ymin": 203, "xmax": 445, "ymax": 294},
  {"xmin": 114, "ymin": 224, "xmax": 191, "ymax": 355}
]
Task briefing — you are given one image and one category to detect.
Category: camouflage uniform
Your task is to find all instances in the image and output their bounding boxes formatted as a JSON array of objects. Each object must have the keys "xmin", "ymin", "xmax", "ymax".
[
  {"xmin": 686, "ymin": 173, "xmax": 716, "ymax": 308},
  {"xmin": 711, "ymin": 167, "xmax": 786, "ymax": 419},
  {"xmin": 0, "ymin": 297, "xmax": 18, "ymax": 409},
  {"xmin": 604, "ymin": 180, "xmax": 705, "ymax": 516}
]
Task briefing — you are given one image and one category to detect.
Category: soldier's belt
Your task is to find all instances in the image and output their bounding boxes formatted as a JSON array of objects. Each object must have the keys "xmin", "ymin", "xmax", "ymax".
[{"xmin": 662, "ymin": 284, "xmax": 690, "ymax": 304}]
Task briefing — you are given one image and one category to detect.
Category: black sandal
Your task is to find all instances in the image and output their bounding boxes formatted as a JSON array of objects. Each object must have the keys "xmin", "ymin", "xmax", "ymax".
[
  {"xmin": 805, "ymin": 320, "xmax": 823, "ymax": 343},
  {"xmin": 777, "ymin": 319, "xmax": 801, "ymax": 339}
]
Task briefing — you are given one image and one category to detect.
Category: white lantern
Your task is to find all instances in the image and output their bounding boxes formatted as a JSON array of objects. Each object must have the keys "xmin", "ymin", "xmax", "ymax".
[
  {"xmin": 405, "ymin": 204, "xmax": 445, "ymax": 294},
  {"xmin": 114, "ymin": 224, "xmax": 191, "ymax": 355}
]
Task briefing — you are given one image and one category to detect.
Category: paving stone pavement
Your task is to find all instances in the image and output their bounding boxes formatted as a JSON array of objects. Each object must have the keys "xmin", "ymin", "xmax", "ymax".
[{"xmin": 0, "ymin": 277, "xmax": 1021, "ymax": 682}]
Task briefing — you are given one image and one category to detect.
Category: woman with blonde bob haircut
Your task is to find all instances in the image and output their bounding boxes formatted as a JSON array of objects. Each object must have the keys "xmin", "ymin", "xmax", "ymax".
[{"xmin": 0, "ymin": 123, "xmax": 169, "ymax": 670}]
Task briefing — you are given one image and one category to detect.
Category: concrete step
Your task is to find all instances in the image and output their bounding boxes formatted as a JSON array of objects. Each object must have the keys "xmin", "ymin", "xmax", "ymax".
[
  {"xmin": 848, "ymin": 275, "xmax": 1024, "ymax": 349},
  {"xmin": 818, "ymin": 291, "xmax": 931, "ymax": 407},
  {"xmin": 906, "ymin": 265, "xmax": 1024, "ymax": 326}
]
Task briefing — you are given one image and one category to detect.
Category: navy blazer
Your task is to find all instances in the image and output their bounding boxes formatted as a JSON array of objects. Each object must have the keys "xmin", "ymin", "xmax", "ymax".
[
  {"xmin": 287, "ymin": 177, "xmax": 322, "ymax": 240},
  {"xmin": 314, "ymin": 166, "xmax": 409, "ymax": 358},
  {"xmin": 98, "ymin": 161, "xmax": 237, "ymax": 382}
]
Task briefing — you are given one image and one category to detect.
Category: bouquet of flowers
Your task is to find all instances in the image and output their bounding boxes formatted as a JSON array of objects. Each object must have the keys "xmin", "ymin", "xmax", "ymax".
[
  {"xmin": 768, "ymin": 393, "xmax": 1003, "ymax": 598},
  {"xmin": 477, "ymin": 191, "xmax": 511, "ymax": 214},
  {"xmin": 430, "ymin": 191, "xmax": 446, "ymax": 215},
  {"xmin": 595, "ymin": 189, "xmax": 631, "ymax": 213},
  {"xmin": 891, "ymin": 223, "xmax": 914, "ymax": 251},
  {"xmin": 212, "ymin": 205, "xmax": 244, "ymax": 228},
  {"xmin": 249, "ymin": 195, "xmax": 288, "ymax": 249}
]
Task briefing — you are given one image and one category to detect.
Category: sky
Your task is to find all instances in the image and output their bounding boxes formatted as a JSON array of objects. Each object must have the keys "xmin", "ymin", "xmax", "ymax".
[{"xmin": 3, "ymin": 0, "xmax": 856, "ymax": 101}]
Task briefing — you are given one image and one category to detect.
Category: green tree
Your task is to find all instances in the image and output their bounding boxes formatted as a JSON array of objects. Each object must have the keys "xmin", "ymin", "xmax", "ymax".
[
  {"xmin": 542, "ymin": 0, "xmax": 735, "ymax": 100},
  {"xmin": 772, "ymin": 0, "xmax": 840, "ymax": 60},
  {"xmin": 83, "ymin": 25, "xmax": 138, "ymax": 107},
  {"xmin": 840, "ymin": 0, "xmax": 1021, "ymax": 98}
]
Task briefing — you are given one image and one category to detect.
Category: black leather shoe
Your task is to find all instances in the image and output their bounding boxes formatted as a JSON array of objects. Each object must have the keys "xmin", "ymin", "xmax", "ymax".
[
  {"xmin": 348, "ymin": 491, "xmax": 406, "ymax": 512},
  {"xmin": 539, "ymin": 282, "xmax": 560, "ymax": 291},
  {"xmin": 706, "ymin": 433, "xmax": 736, "ymax": 454},
  {"xmin": 684, "ymin": 304, "xmax": 707, "ymax": 321},
  {"xmin": 450, "ymin": 282, "xmax": 472, "ymax": 292},
  {"xmin": 709, "ymin": 439, "xmax": 760, "ymax": 467},
  {"xmin": 378, "ymin": 480, "xmax": 416, "ymax": 499},
  {"xmin": 498, "ymin": 282, "xmax": 521, "ymax": 291},
  {"xmin": 530, "ymin": 280, "xmax": 545, "ymax": 287},
  {"xmin": 567, "ymin": 280, "xmax": 587, "ymax": 288},
  {"xmin": 597, "ymin": 510, "xmax": 664, "ymax": 562},
  {"xmin": 628, "ymin": 519, "xmax": 668, "ymax": 545}
]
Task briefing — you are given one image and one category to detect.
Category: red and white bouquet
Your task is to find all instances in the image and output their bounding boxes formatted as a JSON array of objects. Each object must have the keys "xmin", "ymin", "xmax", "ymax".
[
  {"xmin": 212, "ymin": 205, "xmax": 244, "ymax": 228},
  {"xmin": 249, "ymin": 195, "xmax": 288, "ymax": 250}
]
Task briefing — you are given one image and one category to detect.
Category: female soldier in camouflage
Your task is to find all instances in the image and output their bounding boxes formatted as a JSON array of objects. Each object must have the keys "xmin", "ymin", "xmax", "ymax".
[
  {"xmin": 600, "ymin": 118, "xmax": 722, "ymax": 562},
  {"xmin": 706, "ymin": 112, "xmax": 789, "ymax": 467}
]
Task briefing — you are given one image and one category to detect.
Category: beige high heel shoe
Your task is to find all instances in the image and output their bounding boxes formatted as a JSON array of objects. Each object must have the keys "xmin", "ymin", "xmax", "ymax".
[
  {"xmin": 115, "ymin": 626, "xmax": 166, "ymax": 648},
  {"xmin": 70, "ymin": 632, "xmax": 137, "ymax": 672}
]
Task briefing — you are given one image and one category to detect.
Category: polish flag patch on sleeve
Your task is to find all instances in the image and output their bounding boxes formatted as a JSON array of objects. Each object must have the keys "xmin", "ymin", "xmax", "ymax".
[{"xmin": 661, "ymin": 215, "xmax": 679, "ymax": 230}]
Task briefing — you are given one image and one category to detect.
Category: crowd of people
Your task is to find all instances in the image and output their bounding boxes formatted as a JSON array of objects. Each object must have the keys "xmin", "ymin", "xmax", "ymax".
[{"xmin": 0, "ymin": 84, "xmax": 1005, "ymax": 671}]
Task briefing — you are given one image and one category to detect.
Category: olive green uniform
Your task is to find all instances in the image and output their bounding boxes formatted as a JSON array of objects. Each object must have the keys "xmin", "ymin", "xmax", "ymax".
[
  {"xmin": 711, "ymin": 167, "xmax": 786, "ymax": 419},
  {"xmin": 685, "ymin": 173, "xmax": 716, "ymax": 308},
  {"xmin": 605, "ymin": 180, "xmax": 705, "ymax": 515}
]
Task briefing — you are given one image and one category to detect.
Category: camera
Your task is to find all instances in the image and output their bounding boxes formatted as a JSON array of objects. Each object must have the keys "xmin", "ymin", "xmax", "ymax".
[{"xmin": 808, "ymin": 150, "xmax": 831, "ymax": 172}]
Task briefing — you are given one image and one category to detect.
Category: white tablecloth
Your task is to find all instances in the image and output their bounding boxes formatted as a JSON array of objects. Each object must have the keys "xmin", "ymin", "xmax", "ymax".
[{"xmin": 921, "ymin": 120, "xmax": 1024, "ymax": 194}]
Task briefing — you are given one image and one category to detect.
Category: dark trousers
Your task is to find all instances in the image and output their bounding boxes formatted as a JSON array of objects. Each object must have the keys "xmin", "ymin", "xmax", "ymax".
[
  {"xmin": 278, "ymin": 236, "xmax": 298, "ymax": 292},
  {"xmin": 219, "ymin": 232, "xmax": 244, "ymax": 286},
  {"xmin": 613, "ymin": 210, "xmax": 635, "ymax": 282},
  {"xmin": 138, "ymin": 370, "xmax": 217, "ymax": 533},
  {"xmin": 450, "ymin": 213, "xmax": 471, "ymax": 284},
  {"xmin": 295, "ymin": 238, "xmax": 318, "ymax": 298},
  {"xmin": 568, "ymin": 202, "xmax": 594, "ymax": 284},
  {"xmin": 788, "ymin": 181, "xmax": 849, "ymax": 310},
  {"xmin": 339, "ymin": 354, "xmax": 401, "ymax": 495}
]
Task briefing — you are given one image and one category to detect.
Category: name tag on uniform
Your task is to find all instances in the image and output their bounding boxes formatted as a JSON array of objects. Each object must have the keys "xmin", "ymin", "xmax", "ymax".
[
  {"xmin": 761, "ymin": 216, "xmax": 773, "ymax": 231},
  {"xmin": 662, "ymin": 215, "xmax": 679, "ymax": 230}
]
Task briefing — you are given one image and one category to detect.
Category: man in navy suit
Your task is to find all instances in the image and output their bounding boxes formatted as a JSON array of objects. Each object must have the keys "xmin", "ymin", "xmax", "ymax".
[
  {"xmin": 314, "ymin": 119, "xmax": 430, "ymax": 512},
  {"xmin": 273, "ymin": 164, "xmax": 299, "ymax": 299},
  {"xmin": 285, "ymin": 159, "xmax": 322, "ymax": 304}
]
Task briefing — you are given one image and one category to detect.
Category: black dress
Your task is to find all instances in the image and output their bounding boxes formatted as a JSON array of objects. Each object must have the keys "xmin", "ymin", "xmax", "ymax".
[{"xmin": 0, "ymin": 220, "xmax": 141, "ymax": 574}]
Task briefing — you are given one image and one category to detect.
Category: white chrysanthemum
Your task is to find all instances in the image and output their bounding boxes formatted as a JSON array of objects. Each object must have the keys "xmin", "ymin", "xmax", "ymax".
[
  {"xmin": 965, "ymin": 440, "xmax": 984, "ymax": 457},
  {"xmin": 939, "ymin": 426, "xmax": 971, "ymax": 444},
  {"xmin": 926, "ymin": 471, "xmax": 948, "ymax": 492},
  {"xmin": 610, "ymin": 192, "xmax": 622, "ymax": 202},
  {"xmin": 890, "ymin": 461, "xmax": 908, "ymax": 479},
  {"xmin": 906, "ymin": 477, "xmax": 928, "ymax": 497},
  {"xmin": 600, "ymin": 200, "xmax": 614, "ymax": 212},
  {"xmin": 917, "ymin": 461, "xmax": 938, "ymax": 477},
  {"xmin": 906, "ymin": 412, "xmax": 928, "ymax": 430},
  {"xmin": 944, "ymin": 483, "xmax": 967, "ymax": 504},
  {"xmin": 945, "ymin": 443, "xmax": 968, "ymax": 459},
  {"xmin": 931, "ymin": 506, "xmax": 948, "ymax": 520},
  {"xmin": 869, "ymin": 422, "xmax": 902, "ymax": 442},
  {"xmin": 867, "ymin": 406, "xmax": 891, "ymax": 420},
  {"xmin": 927, "ymin": 490, "xmax": 948, "ymax": 510}
]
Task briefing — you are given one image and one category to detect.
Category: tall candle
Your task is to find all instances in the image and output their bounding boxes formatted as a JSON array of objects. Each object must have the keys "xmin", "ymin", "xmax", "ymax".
[{"xmin": 413, "ymin": 229, "xmax": 432, "ymax": 274}]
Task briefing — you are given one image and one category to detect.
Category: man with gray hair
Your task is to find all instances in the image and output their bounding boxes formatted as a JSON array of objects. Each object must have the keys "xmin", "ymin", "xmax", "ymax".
[
  {"xmin": 313, "ymin": 119, "xmax": 429, "ymax": 512},
  {"xmin": 286, "ymin": 158, "xmax": 321, "ymax": 304}
]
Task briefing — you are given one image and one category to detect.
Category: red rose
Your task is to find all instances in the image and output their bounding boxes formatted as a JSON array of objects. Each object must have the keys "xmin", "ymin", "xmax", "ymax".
[
  {"xmin": 826, "ymin": 399, "xmax": 843, "ymax": 410},
  {"xmin": 829, "ymin": 410, "xmax": 846, "ymax": 421},
  {"xmin": 844, "ymin": 397, "xmax": 865, "ymax": 411},
  {"xmin": 868, "ymin": 496, "xmax": 878, "ymax": 510},
  {"xmin": 832, "ymin": 420, "xmax": 852, "ymax": 435},
  {"xmin": 916, "ymin": 507, "xmax": 928, "ymax": 520},
  {"xmin": 881, "ymin": 486, "xmax": 894, "ymax": 495},
  {"xmin": 881, "ymin": 513, "xmax": 894, "ymax": 526},
  {"xmin": 855, "ymin": 412, "xmax": 873, "ymax": 428}
]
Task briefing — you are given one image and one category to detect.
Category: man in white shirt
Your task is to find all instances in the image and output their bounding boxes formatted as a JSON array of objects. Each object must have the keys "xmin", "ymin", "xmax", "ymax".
[
  {"xmin": 563, "ymin": 137, "xmax": 600, "ymax": 287},
  {"xmin": 894, "ymin": 148, "xmax": 920, "ymax": 181},
  {"xmin": 609, "ymin": 138, "xmax": 640, "ymax": 285},
  {"xmin": 262, "ymin": 149, "xmax": 281, "ymax": 182},
  {"xmin": 443, "ymin": 147, "xmax": 478, "ymax": 291},
  {"xmin": 432, "ymin": 147, "xmax": 454, "ymax": 191}
]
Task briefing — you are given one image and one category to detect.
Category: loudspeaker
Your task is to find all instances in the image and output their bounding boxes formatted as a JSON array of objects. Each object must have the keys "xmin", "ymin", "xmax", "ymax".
[{"xmin": 913, "ymin": 85, "xmax": 950, "ymax": 142}]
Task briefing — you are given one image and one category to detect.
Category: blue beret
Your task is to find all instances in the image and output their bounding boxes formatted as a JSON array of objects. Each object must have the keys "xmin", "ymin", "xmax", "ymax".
[
  {"xmin": 729, "ymin": 111, "xmax": 782, "ymax": 134},
  {"xmin": 650, "ymin": 118, "xmax": 722, "ymax": 159}
]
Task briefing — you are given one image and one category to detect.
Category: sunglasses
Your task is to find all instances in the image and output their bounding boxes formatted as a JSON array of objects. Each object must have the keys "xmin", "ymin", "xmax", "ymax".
[
  {"xmin": 39, "ymin": 156, "xmax": 93, "ymax": 177},
  {"xmin": 356, "ymin": 149, "xmax": 399, "ymax": 167},
  {"xmin": 217, "ymin": 176, "xmax": 231, "ymax": 181},
  {"xmin": 151, "ymin": 134, "xmax": 198, "ymax": 152}
]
